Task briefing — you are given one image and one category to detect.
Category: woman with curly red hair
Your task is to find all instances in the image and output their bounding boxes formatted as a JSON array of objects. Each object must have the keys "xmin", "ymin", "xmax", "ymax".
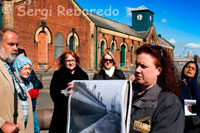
[
  {"xmin": 130, "ymin": 44, "xmax": 184, "ymax": 132},
  {"xmin": 49, "ymin": 51, "xmax": 88, "ymax": 133}
]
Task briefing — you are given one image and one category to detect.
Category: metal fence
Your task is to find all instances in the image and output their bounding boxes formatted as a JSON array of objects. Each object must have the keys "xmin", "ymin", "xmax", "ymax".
[{"xmin": 120, "ymin": 61, "xmax": 195, "ymax": 74}]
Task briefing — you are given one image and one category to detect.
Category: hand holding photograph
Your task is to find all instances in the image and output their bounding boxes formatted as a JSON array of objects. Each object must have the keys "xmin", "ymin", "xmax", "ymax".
[{"xmin": 62, "ymin": 80, "xmax": 132, "ymax": 133}]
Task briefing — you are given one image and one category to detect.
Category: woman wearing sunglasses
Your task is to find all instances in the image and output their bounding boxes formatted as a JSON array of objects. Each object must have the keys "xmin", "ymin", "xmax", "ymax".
[{"xmin": 93, "ymin": 51, "xmax": 125, "ymax": 80}]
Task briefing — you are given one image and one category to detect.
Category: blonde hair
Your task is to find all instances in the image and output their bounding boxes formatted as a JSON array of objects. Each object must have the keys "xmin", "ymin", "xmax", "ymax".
[{"xmin": 98, "ymin": 51, "xmax": 119, "ymax": 72}]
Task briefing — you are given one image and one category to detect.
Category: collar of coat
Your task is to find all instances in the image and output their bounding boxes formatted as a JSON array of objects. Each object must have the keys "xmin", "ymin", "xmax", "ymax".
[{"xmin": 133, "ymin": 83, "xmax": 162, "ymax": 109}]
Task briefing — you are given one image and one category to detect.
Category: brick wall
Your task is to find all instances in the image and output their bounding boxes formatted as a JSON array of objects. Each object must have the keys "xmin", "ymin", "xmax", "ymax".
[
  {"xmin": 97, "ymin": 32, "xmax": 140, "ymax": 67},
  {"xmin": 14, "ymin": 0, "xmax": 91, "ymax": 70}
]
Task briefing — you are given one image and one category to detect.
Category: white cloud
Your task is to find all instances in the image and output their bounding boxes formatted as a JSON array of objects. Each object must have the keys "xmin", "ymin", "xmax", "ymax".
[
  {"xmin": 126, "ymin": 7, "xmax": 135, "ymax": 17},
  {"xmin": 161, "ymin": 19, "xmax": 167, "ymax": 23},
  {"xmin": 169, "ymin": 39, "xmax": 176, "ymax": 44},
  {"xmin": 185, "ymin": 43, "xmax": 200, "ymax": 48}
]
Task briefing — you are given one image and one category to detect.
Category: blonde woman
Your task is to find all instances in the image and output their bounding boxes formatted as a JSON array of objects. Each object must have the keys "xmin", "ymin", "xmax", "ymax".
[{"xmin": 93, "ymin": 51, "xmax": 125, "ymax": 80}]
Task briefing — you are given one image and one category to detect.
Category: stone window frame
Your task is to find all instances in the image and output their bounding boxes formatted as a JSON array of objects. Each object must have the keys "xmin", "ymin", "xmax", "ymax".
[
  {"xmin": 99, "ymin": 38, "xmax": 107, "ymax": 56},
  {"xmin": 110, "ymin": 40, "xmax": 117, "ymax": 54},
  {"xmin": 67, "ymin": 32, "xmax": 79, "ymax": 52}
]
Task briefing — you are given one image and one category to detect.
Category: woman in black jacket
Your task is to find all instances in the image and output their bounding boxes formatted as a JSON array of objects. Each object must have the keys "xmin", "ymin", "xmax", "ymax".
[
  {"xmin": 130, "ymin": 44, "xmax": 184, "ymax": 132},
  {"xmin": 180, "ymin": 61, "xmax": 200, "ymax": 132},
  {"xmin": 93, "ymin": 51, "xmax": 125, "ymax": 80},
  {"xmin": 49, "ymin": 51, "xmax": 88, "ymax": 133}
]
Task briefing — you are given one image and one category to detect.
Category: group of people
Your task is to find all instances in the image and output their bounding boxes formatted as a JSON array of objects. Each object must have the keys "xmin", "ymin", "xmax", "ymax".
[
  {"xmin": 0, "ymin": 29, "xmax": 42, "ymax": 133},
  {"xmin": 0, "ymin": 28, "xmax": 200, "ymax": 133}
]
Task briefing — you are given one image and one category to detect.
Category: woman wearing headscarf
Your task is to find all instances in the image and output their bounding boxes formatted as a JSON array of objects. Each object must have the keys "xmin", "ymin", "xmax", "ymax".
[
  {"xmin": 13, "ymin": 56, "xmax": 40, "ymax": 133},
  {"xmin": 93, "ymin": 51, "xmax": 125, "ymax": 80},
  {"xmin": 180, "ymin": 61, "xmax": 200, "ymax": 132}
]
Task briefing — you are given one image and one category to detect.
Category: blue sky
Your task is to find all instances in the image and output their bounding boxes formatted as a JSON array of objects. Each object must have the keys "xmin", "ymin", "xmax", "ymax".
[{"xmin": 75, "ymin": 0, "xmax": 200, "ymax": 57}]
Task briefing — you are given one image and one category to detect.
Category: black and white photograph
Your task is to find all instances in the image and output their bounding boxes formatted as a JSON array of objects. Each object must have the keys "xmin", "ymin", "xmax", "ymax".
[{"xmin": 66, "ymin": 80, "xmax": 132, "ymax": 133}]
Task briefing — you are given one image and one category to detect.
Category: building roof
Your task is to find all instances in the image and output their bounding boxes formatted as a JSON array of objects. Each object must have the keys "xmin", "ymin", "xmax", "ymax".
[
  {"xmin": 87, "ymin": 13, "xmax": 146, "ymax": 38},
  {"xmin": 173, "ymin": 56, "xmax": 192, "ymax": 62},
  {"xmin": 158, "ymin": 35, "xmax": 174, "ymax": 49},
  {"xmin": 85, "ymin": 5, "xmax": 172, "ymax": 50},
  {"xmin": 137, "ymin": 29, "xmax": 151, "ymax": 38},
  {"xmin": 131, "ymin": 5, "xmax": 154, "ymax": 14}
]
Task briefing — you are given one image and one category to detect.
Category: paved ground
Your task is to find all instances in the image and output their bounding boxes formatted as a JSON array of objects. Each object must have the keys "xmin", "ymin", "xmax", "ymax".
[
  {"xmin": 40, "ymin": 131, "xmax": 48, "ymax": 133},
  {"xmin": 37, "ymin": 91, "xmax": 53, "ymax": 109}
]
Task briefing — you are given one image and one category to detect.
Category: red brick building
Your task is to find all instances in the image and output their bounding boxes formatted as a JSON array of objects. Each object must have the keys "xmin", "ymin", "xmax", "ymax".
[{"xmin": 1, "ymin": 0, "xmax": 174, "ymax": 70}]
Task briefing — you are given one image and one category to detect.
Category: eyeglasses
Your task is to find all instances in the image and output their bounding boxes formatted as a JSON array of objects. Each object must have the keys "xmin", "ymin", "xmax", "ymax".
[
  {"xmin": 21, "ymin": 67, "xmax": 32, "ymax": 71},
  {"xmin": 186, "ymin": 65, "xmax": 196, "ymax": 71},
  {"xmin": 65, "ymin": 59, "xmax": 75, "ymax": 63},
  {"xmin": 103, "ymin": 59, "xmax": 113, "ymax": 63}
]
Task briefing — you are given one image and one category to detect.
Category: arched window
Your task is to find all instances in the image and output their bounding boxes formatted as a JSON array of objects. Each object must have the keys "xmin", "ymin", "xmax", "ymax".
[
  {"xmin": 110, "ymin": 40, "xmax": 116, "ymax": 54},
  {"xmin": 120, "ymin": 44, "xmax": 126, "ymax": 67},
  {"xmin": 34, "ymin": 23, "xmax": 52, "ymax": 69},
  {"xmin": 111, "ymin": 42, "xmax": 115, "ymax": 53},
  {"xmin": 69, "ymin": 36, "xmax": 75, "ymax": 51},
  {"xmin": 67, "ymin": 31, "xmax": 79, "ymax": 52},
  {"xmin": 100, "ymin": 41, "xmax": 104, "ymax": 57},
  {"xmin": 54, "ymin": 32, "xmax": 64, "ymax": 59}
]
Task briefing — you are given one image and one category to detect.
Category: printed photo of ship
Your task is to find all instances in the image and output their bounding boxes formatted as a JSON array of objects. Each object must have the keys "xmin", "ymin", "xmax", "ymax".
[{"xmin": 67, "ymin": 80, "xmax": 130, "ymax": 133}]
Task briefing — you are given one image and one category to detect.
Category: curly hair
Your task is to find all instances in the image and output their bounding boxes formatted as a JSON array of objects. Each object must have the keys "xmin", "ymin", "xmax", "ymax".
[
  {"xmin": 136, "ymin": 44, "xmax": 181, "ymax": 96},
  {"xmin": 98, "ymin": 51, "xmax": 119, "ymax": 72},
  {"xmin": 59, "ymin": 51, "xmax": 80, "ymax": 68}
]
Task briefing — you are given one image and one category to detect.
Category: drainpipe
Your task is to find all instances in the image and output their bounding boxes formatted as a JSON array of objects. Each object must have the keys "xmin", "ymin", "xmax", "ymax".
[{"xmin": 96, "ymin": 26, "xmax": 98, "ymax": 70}]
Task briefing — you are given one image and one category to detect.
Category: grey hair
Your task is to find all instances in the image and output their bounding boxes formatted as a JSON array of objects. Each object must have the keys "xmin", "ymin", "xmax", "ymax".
[{"xmin": 0, "ymin": 28, "xmax": 18, "ymax": 45}]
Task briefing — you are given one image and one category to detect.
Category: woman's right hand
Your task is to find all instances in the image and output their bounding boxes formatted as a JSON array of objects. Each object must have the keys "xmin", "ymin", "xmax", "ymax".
[
  {"xmin": 188, "ymin": 105, "xmax": 192, "ymax": 112},
  {"xmin": 182, "ymin": 79, "xmax": 188, "ymax": 85}
]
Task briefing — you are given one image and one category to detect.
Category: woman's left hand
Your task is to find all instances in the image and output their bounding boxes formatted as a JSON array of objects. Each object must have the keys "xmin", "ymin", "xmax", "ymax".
[{"xmin": 67, "ymin": 82, "xmax": 74, "ymax": 95}]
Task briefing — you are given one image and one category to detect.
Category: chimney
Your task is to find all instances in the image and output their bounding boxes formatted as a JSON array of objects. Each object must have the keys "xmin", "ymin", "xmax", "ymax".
[
  {"xmin": 194, "ymin": 55, "xmax": 199, "ymax": 63},
  {"xmin": 187, "ymin": 50, "xmax": 192, "ymax": 60}
]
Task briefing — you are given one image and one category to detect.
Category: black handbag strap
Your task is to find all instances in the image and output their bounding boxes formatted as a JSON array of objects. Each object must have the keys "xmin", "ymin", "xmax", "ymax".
[
  {"xmin": 12, "ymin": 78, "xmax": 18, "ymax": 124},
  {"xmin": 10, "ymin": 66, "xmax": 18, "ymax": 124}
]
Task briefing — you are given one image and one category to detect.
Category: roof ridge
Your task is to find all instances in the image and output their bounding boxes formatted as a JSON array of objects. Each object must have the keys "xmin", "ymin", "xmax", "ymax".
[{"xmin": 87, "ymin": 12, "xmax": 132, "ymax": 28}]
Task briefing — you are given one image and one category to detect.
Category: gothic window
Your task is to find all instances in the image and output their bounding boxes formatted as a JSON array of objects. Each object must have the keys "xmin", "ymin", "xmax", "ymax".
[
  {"xmin": 120, "ymin": 43, "xmax": 127, "ymax": 67},
  {"xmin": 69, "ymin": 36, "xmax": 75, "ymax": 51},
  {"xmin": 100, "ymin": 41, "xmax": 104, "ymax": 57},
  {"xmin": 67, "ymin": 31, "xmax": 79, "ymax": 52},
  {"xmin": 111, "ymin": 40, "xmax": 116, "ymax": 54}
]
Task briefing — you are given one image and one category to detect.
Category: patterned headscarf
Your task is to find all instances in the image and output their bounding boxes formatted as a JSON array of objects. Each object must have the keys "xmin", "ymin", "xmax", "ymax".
[{"xmin": 13, "ymin": 56, "xmax": 33, "ymax": 90}]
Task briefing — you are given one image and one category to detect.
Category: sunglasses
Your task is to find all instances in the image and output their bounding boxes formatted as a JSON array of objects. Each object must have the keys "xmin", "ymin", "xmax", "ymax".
[{"xmin": 103, "ymin": 59, "xmax": 113, "ymax": 63}]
